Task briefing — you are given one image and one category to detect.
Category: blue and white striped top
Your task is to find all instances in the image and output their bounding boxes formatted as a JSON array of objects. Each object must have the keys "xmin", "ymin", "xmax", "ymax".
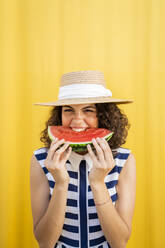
[{"xmin": 34, "ymin": 146, "xmax": 131, "ymax": 248}]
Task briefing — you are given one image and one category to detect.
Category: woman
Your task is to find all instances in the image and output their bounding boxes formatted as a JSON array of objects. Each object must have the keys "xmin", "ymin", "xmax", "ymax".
[{"xmin": 30, "ymin": 70, "xmax": 136, "ymax": 248}]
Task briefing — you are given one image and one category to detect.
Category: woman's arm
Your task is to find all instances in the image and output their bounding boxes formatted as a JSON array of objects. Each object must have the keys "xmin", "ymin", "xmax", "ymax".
[
  {"xmin": 34, "ymin": 181, "xmax": 69, "ymax": 248},
  {"xmin": 31, "ymin": 140, "xmax": 72, "ymax": 248},
  {"xmin": 90, "ymin": 153, "xmax": 136, "ymax": 248},
  {"xmin": 30, "ymin": 154, "xmax": 69, "ymax": 248}
]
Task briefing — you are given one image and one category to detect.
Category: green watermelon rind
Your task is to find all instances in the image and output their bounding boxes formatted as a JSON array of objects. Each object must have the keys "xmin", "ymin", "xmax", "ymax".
[
  {"xmin": 69, "ymin": 132, "xmax": 113, "ymax": 146},
  {"xmin": 48, "ymin": 126, "xmax": 114, "ymax": 152},
  {"xmin": 48, "ymin": 126, "xmax": 56, "ymax": 142},
  {"xmin": 69, "ymin": 132, "xmax": 113, "ymax": 152}
]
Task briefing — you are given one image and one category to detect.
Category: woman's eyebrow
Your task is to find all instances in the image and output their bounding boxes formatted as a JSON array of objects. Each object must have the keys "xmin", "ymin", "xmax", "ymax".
[
  {"xmin": 83, "ymin": 106, "xmax": 96, "ymax": 109},
  {"xmin": 63, "ymin": 105, "xmax": 96, "ymax": 109},
  {"xmin": 63, "ymin": 105, "xmax": 74, "ymax": 108}
]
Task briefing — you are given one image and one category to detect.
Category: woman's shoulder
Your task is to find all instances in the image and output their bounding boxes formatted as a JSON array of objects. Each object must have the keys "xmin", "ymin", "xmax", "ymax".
[
  {"xmin": 117, "ymin": 148, "xmax": 136, "ymax": 182},
  {"xmin": 33, "ymin": 147, "xmax": 49, "ymax": 159},
  {"xmin": 33, "ymin": 146, "xmax": 49, "ymax": 154},
  {"xmin": 117, "ymin": 147, "xmax": 135, "ymax": 162},
  {"xmin": 33, "ymin": 147, "xmax": 49, "ymax": 155},
  {"xmin": 117, "ymin": 146, "xmax": 131, "ymax": 153},
  {"xmin": 112, "ymin": 146, "xmax": 131, "ymax": 159},
  {"xmin": 32, "ymin": 147, "xmax": 55, "ymax": 182},
  {"xmin": 112, "ymin": 147, "xmax": 133, "ymax": 172}
]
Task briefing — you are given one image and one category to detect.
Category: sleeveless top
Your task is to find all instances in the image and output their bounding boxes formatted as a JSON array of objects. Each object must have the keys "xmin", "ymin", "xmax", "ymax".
[{"xmin": 33, "ymin": 146, "xmax": 131, "ymax": 248}]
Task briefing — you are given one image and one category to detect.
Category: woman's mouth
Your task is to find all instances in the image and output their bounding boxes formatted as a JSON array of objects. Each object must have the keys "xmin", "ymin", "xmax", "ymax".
[{"xmin": 71, "ymin": 127, "xmax": 88, "ymax": 132}]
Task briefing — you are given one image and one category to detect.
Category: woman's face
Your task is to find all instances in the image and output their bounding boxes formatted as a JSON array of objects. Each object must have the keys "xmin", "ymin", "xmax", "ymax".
[{"xmin": 62, "ymin": 104, "xmax": 98, "ymax": 130}]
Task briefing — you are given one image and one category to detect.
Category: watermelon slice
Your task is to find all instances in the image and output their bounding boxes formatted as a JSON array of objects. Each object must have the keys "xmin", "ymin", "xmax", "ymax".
[{"xmin": 48, "ymin": 126, "xmax": 114, "ymax": 152}]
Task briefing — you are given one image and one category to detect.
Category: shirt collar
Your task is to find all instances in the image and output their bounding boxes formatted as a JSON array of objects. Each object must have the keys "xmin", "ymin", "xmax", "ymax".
[{"xmin": 68, "ymin": 151, "xmax": 93, "ymax": 171}]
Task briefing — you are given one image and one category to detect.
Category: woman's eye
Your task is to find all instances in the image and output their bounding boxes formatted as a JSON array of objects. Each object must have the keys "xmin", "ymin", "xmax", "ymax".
[
  {"xmin": 63, "ymin": 109, "xmax": 94, "ymax": 112},
  {"xmin": 64, "ymin": 109, "xmax": 73, "ymax": 112},
  {"xmin": 85, "ymin": 109, "xmax": 93, "ymax": 112}
]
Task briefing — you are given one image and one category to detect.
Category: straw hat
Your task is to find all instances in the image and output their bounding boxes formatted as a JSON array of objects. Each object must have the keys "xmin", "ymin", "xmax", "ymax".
[{"xmin": 33, "ymin": 70, "xmax": 133, "ymax": 106}]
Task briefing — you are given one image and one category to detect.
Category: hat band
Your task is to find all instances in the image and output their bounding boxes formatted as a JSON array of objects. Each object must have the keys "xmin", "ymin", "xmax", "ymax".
[{"xmin": 58, "ymin": 83, "xmax": 112, "ymax": 99}]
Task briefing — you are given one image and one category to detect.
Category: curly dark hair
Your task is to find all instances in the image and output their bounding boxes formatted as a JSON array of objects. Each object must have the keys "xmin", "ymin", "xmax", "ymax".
[{"xmin": 40, "ymin": 103, "xmax": 131, "ymax": 157}]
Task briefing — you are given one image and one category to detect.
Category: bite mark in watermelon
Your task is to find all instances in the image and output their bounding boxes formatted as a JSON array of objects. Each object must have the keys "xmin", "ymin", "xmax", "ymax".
[{"xmin": 48, "ymin": 126, "xmax": 114, "ymax": 152}]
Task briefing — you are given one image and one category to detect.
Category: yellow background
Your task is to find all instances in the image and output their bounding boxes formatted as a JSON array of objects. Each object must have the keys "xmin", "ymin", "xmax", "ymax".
[{"xmin": 0, "ymin": 0, "xmax": 165, "ymax": 247}]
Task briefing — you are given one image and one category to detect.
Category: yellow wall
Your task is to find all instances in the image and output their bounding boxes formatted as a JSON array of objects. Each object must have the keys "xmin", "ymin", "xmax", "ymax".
[{"xmin": 0, "ymin": 0, "xmax": 165, "ymax": 247}]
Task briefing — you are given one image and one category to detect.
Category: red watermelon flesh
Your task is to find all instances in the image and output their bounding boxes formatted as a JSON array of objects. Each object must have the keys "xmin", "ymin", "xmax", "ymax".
[{"xmin": 48, "ymin": 126, "xmax": 114, "ymax": 152}]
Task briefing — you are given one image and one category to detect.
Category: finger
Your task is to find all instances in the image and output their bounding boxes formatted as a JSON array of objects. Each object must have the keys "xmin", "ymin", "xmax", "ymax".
[
  {"xmin": 53, "ymin": 141, "xmax": 70, "ymax": 161},
  {"xmin": 51, "ymin": 137, "xmax": 58, "ymax": 143},
  {"xmin": 87, "ymin": 144, "xmax": 99, "ymax": 166},
  {"xmin": 92, "ymin": 138, "xmax": 105, "ymax": 164},
  {"xmin": 63, "ymin": 146, "xmax": 72, "ymax": 162},
  {"xmin": 47, "ymin": 139, "xmax": 65, "ymax": 160},
  {"xmin": 98, "ymin": 138, "xmax": 115, "ymax": 168},
  {"xmin": 50, "ymin": 138, "xmax": 58, "ymax": 147},
  {"xmin": 96, "ymin": 137, "xmax": 110, "ymax": 155},
  {"xmin": 101, "ymin": 138, "xmax": 114, "ymax": 157}
]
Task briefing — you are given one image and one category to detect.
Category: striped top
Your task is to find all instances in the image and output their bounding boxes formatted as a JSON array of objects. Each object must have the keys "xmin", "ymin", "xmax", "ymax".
[{"xmin": 34, "ymin": 147, "xmax": 131, "ymax": 248}]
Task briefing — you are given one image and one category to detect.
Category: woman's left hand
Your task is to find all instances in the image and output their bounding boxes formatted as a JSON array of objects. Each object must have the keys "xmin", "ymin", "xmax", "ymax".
[{"xmin": 87, "ymin": 138, "xmax": 115, "ymax": 184}]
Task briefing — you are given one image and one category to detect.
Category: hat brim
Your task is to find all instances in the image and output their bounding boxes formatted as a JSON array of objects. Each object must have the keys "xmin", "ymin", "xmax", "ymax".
[{"xmin": 33, "ymin": 96, "xmax": 133, "ymax": 106}]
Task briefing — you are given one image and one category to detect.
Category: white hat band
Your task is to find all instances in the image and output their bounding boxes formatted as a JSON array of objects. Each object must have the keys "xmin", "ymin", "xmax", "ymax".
[{"xmin": 58, "ymin": 83, "xmax": 112, "ymax": 99}]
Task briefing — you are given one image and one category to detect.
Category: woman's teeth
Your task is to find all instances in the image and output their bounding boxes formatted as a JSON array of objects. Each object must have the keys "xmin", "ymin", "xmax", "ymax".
[{"xmin": 71, "ymin": 128, "xmax": 86, "ymax": 132}]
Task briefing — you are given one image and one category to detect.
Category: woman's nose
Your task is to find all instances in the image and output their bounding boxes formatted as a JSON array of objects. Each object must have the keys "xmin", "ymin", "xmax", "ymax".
[{"xmin": 73, "ymin": 111, "xmax": 84, "ymax": 119}]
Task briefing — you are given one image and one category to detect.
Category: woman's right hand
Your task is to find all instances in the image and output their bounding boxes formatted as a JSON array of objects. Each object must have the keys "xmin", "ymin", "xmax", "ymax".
[{"xmin": 44, "ymin": 138, "xmax": 72, "ymax": 184}]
